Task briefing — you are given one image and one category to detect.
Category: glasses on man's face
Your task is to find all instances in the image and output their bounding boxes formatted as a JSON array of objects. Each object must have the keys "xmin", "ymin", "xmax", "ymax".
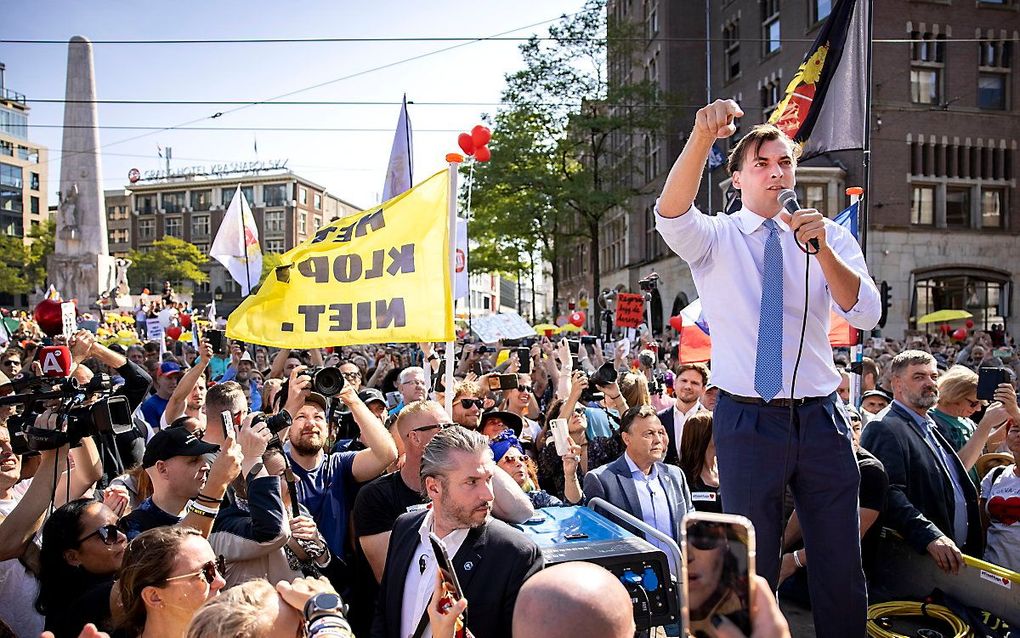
[
  {"xmin": 459, "ymin": 398, "xmax": 484, "ymax": 410},
  {"xmin": 410, "ymin": 422, "xmax": 456, "ymax": 434},
  {"xmin": 77, "ymin": 523, "xmax": 124, "ymax": 546},
  {"xmin": 1, "ymin": 360, "xmax": 18, "ymax": 368},
  {"xmin": 341, "ymin": 372, "xmax": 362, "ymax": 381},
  {"xmin": 164, "ymin": 555, "xmax": 226, "ymax": 586}
]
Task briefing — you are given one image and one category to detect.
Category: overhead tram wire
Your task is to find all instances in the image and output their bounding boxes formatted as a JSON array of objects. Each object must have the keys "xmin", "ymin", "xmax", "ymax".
[{"xmin": 1, "ymin": 35, "xmax": 1008, "ymax": 44}]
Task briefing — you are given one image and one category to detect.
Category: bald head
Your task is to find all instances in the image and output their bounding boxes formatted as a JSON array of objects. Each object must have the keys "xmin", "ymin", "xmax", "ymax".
[{"xmin": 512, "ymin": 562, "xmax": 635, "ymax": 638}]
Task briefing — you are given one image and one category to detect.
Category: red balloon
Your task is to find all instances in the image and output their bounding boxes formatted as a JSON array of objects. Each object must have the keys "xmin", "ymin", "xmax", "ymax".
[
  {"xmin": 669, "ymin": 315, "xmax": 684, "ymax": 332},
  {"xmin": 471, "ymin": 125, "xmax": 492, "ymax": 148},
  {"xmin": 179, "ymin": 313, "xmax": 192, "ymax": 329},
  {"xmin": 951, "ymin": 328, "xmax": 968, "ymax": 341},
  {"xmin": 569, "ymin": 311, "xmax": 586, "ymax": 327},
  {"xmin": 939, "ymin": 323, "xmax": 952, "ymax": 334},
  {"xmin": 166, "ymin": 326, "xmax": 183, "ymax": 341},
  {"xmin": 457, "ymin": 133, "xmax": 475, "ymax": 156},
  {"xmin": 33, "ymin": 299, "xmax": 65, "ymax": 337},
  {"xmin": 965, "ymin": 319, "xmax": 975, "ymax": 329},
  {"xmin": 474, "ymin": 146, "xmax": 492, "ymax": 163}
]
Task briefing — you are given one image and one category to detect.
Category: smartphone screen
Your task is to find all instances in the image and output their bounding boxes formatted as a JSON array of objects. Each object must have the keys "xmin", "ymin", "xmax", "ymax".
[
  {"xmin": 681, "ymin": 513, "xmax": 754, "ymax": 636},
  {"xmin": 220, "ymin": 410, "xmax": 235, "ymax": 441},
  {"xmin": 517, "ymin": 347, "xmax": 531, "ymax": 374}
]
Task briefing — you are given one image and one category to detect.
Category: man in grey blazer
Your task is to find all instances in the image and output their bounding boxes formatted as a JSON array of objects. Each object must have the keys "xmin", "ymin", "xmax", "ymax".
[{"xmin": 583, "ymin": 405, "xmax": 694, "ymax": 572}]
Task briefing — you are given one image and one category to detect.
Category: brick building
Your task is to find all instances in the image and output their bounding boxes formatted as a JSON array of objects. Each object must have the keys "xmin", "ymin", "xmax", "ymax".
[
  {"xmin": 106, "ymin": 165, "xmax": 360, "ymax": 313},
  {"xmin": 561, "ymin": 0, "xmax": 1020, "ymax": 338}
]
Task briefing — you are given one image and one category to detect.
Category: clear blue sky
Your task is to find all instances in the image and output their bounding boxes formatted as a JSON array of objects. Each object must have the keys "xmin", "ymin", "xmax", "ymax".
[{"xmin": 1, "ymin": 0, "xmax": 585, "ymax": 208}]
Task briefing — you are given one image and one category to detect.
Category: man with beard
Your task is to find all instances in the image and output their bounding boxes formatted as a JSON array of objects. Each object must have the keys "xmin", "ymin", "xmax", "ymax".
[
  {"xmin": 584, "ymin": 405, "xmax": 693, "ymax": 575},
  {"xmin": 286, "ymin": 385, "xmax": 398, "ymax": 560},
  {"xmin": 861, "ymin": 350, "xmax": 983, "ymax": 574},
  {"xmin": 372, "ymin": 426, "xmax": 543, "ymax": 638},
  {"xmin": 659, "ymin": 362, "xmax": 709, "ymax": 466},
  {"xmin": 450, "ymin": 379, "xmax": 484, "ymax": 431}
]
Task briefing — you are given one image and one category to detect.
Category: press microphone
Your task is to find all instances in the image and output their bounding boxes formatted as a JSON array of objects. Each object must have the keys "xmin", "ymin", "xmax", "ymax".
[{"xmin": 777, "ymin": 189, "xmax": 819, "ymax": 251}]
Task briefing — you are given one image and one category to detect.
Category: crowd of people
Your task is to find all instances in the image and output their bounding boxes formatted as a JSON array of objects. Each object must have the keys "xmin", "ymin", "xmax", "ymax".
[{"xmin": 1, "ymin": 98, "xmax": 1018, "ymax": 638}]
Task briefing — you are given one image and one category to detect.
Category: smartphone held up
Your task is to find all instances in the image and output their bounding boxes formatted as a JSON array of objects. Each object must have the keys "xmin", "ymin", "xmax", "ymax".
[{"xmin": 680, "ymin": 512, "xmax": 755, "ymax": 637}]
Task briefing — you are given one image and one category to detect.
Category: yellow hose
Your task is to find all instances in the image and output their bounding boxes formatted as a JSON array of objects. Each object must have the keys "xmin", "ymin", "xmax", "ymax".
[{"xmin": 866, "ymin": 601, "xmax": 972, "ymax": 638}]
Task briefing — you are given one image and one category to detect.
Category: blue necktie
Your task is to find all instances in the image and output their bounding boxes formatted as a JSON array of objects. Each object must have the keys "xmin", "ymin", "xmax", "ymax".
[{"xmin": 754, "ymin": 218, "xmax": 784, "ymax": 401}]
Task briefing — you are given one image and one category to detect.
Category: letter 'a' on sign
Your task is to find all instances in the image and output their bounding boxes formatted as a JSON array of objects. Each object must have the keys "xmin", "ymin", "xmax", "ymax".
[
  {"xmin": 614, "ymin": 293, "xmax": 645, "ymax": 329},
  {"xmin": 226, "ymin": 169, "xmax": 456, "ymax": 348},
  {"xmin": 42, "ymin": 351, "xmax": 63, "ymax": 375}
]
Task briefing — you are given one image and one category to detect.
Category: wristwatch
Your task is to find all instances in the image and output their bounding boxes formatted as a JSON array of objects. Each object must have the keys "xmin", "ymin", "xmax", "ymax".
[{"xmin": 304, "ymin": 592, "xmax": 346, "ymax": 623}]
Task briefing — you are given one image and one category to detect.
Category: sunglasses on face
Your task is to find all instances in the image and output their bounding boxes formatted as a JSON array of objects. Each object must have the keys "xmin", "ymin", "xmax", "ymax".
[
  {"xmin": 687, "ymin": 522, "xmax": 728, "ymax": 551},
  {"xmin": 164, "ymin": 555, "xmax": 226, "ymax": 586},
  {"xmin": 459, "ymin": 398, "xmax": 484, "ymax": 410},
  {"xmin": 410, "ymin": 422, "xmax": 456, "ymax": 434},
  {"xmin": 516, "ymin": 386, "xmax": 533, "ymax": 394},
  {"xmin": 573, "ymin": 407, "xmax": 586, "ymax": 416},
  {"xmin": 1, "ymin": 360, "xmax": 18, "ymax": 368},
  {"xmin": 77, "ymin": 523, "xmax": 125, "ymax": 546},
  {"xmin": 966, "ymin": 398, "xmax": 986, "ymax": 409}
]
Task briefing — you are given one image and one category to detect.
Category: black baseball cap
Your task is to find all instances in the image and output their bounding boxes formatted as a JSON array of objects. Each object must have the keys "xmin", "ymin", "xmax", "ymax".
[
  {"xmin": 358, "ymin": 388, "xmax": 386, "ymax": 407},
  {"xmin": 143, "ymin": 427, "xmax": 220, "ymax": 468}
]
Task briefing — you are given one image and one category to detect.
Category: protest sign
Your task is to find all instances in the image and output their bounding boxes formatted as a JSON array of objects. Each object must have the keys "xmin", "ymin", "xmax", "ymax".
[
  {"xmin": 227, "ymin": 169, "xmax": 455, "ymax": 347},
  {"xmin": 614, "ymin": 293, "xmax": 645, "ymax": 329},
  {"xmin": 470, "ymin": 312, "xmax": 536, "ymax": 344}
]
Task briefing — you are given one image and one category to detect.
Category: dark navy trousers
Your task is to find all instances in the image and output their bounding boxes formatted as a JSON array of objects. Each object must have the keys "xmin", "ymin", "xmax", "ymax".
[{"xmin": 713, "ymin": 393, "xmax": 867, "ymax": 638}]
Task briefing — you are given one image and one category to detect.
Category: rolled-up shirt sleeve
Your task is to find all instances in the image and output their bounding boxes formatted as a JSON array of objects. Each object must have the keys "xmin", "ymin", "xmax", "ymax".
[
  {"xmin": 654, "ymin": 199, "xmax": 717, "ymax": 266},
  {"xmin": 828, "ymin": 223, "xmax": 881, "ymax": 329}
]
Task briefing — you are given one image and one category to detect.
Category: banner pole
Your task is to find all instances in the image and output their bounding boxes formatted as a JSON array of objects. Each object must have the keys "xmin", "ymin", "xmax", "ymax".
[
  {"xmin": 444, "ymin": 160, "xmax": 460, "ymax": 418},
  {"xmin": 847, "ymin": 186, "xmax": 864, "ymax": 409}
]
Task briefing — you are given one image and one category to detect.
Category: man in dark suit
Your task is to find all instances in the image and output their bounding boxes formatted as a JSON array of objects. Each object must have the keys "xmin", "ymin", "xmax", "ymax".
[
  {"xmin": 372, "ymin": 426, "xmax": 543, "ymax": 638},
  {"xmin": 861, "ymin": 350, "xmax": 983, "ymax": 574},
  {"xmin": 584, "ymin": 405, "xmax": 694, "ymax": 571},
  {"xmin": 659, "ymin": 362, "xmax": 709, "ymax": 466}
]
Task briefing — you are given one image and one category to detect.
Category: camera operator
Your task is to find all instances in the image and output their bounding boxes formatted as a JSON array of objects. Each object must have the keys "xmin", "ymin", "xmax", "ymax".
[
  {"xmin": 68, "ymin": 329, "xmax": 154, "ymax": 480},
  {"xmin": 285, "ymin": 378, "xmax": 398, "ymax": 567}
]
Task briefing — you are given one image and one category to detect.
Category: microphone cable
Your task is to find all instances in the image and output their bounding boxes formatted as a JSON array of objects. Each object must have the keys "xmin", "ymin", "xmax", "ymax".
[{"xmin": 775, "ymin": 228, "xmax": 819, "ymax": 576}]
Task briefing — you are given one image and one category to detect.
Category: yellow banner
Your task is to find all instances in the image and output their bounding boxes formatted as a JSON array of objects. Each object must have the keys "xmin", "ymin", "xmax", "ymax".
[{"xmin": 227, "ymin": 169, "xmax": 454, "ymax": 347}]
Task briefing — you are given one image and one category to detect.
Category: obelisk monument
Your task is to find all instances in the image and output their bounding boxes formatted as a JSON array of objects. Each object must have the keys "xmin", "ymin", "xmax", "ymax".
[{"xmin": 49, "ymin": 35, "xmax": 115, "ymax": 305}]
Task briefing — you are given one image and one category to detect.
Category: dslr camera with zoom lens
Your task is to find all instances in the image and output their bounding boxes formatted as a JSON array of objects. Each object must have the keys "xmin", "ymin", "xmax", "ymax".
[
  {"xmin": 302, "ymin": 366, "xmax": 346, "ymax": 396},
  {"xmin": 579, "ymin": 362, "xmax": 619, "ymax": 404}
]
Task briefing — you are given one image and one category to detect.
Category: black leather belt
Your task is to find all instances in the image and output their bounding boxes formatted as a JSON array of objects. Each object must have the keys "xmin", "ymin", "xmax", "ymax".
[{"xmin": 720, "ymin": 390, "xmax": 831, "ymax": 408}]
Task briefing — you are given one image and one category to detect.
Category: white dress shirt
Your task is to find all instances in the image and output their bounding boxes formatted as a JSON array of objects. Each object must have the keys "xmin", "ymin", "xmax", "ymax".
[
  {"xmin": 655, "ymin": 204, "xmax": 880, "ymax": 398},
  {"xmin": 399, "ymin": 510, "xmax": 471, "ymax": 638},
  {"xmin": 671, "ymin": 400, "xmax": 702, "ymax": 452},
  {"xmin": 624, "ymin": 452, "xmax": 677, "ymax": 572}
]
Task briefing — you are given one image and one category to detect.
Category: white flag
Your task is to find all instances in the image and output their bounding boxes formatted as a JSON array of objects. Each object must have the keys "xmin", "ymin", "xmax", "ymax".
[
  {"xmin": 210, "ymin": 186, "xmax": 262, "ymax": 296},
  {"xmin": 454, "ymin": 217, "xmax": 468, "ymax": 299},
  {"xmin": 381, "ymin": 95, "xmax": 413, "ymax": 201}
]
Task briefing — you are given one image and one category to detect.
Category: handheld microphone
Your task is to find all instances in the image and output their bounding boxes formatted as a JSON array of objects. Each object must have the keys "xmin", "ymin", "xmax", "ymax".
[
  {"xmin": 777, "ymin": 189, "xmax": 819, "ymax": 251},
  {"xmin": 37, "ymin": 346, "xmax": 72, "ymax": 378}
]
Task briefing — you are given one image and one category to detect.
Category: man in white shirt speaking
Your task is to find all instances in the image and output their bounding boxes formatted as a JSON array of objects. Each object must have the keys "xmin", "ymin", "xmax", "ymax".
[{"xmin": 655, "ymin": 99, "xmax": 880, "ymax": 638}]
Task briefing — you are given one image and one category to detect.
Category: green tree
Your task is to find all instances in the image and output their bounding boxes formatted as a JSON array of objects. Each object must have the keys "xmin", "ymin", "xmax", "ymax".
[
  {"xmin": 259, "ymin": 251, "xmax": 283, "ymax": 286},
  {"xmin": 0, "ymin": 235, "xmax": 30, "ymax": 294},
  {"xmin": 127, "ymin": 236, "xmax": 209, "ymax": 292},
  {"xmin": 26, "ymin": 219, "xmax": 55, "ymax": 292},
  {"xmin": 469, "ymin": 0, "xmax": 668, "ymax": 331}
]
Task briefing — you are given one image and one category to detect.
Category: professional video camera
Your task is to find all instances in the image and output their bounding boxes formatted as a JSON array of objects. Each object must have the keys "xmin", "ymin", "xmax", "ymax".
[
  {"xmin": 4, "ymin": 373, "xmax": 133, "ymax": 454},
  {"xmin": 638, "ymin": 272, "xmax": 660, "ymax": 292}
]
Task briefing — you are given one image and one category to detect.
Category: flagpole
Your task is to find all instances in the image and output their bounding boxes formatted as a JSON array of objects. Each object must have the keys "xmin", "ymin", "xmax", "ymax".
[
  {"xmin": 404, "ymin": 95, "xmax": 413, "ymax": 186},
  {"xmin": 848, "ymin": 186, "xmax": 864, "ymax": 408},
  {"xmin": 444, "ymin": 158, "xmax": 461, "ymax": 418},
  {"xmin": 860, "ymin": 0, "xmax": 874, "ymax": 260}
]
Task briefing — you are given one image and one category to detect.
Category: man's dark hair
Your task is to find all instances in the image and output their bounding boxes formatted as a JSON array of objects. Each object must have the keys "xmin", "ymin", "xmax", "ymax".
[
  {"xmin": 620, "ymin": 404, "xmax": 659, "ymax": 434},
  {"xmin": 674, "ymin": 362, "xmax": 709, "ymax": 386},
  {"xmin": 726, "ymin": 123, "xmax": 802, "ymax": 174}
]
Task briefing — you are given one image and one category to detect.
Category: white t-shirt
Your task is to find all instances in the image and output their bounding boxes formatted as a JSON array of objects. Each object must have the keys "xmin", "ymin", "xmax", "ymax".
[
  {"xmin": 981, "ymin": 464, "xmax": 1020, "ymax": 572},
  {"xmin": 0, "ymin": 479, "xmax": 45, "ymax": 637}
]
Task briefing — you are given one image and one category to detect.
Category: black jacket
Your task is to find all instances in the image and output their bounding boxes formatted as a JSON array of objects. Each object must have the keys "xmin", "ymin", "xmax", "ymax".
[
  {"xmin": 371, "ymin": 510, "xmax": 543, "ymax": 638},
  {"xmin": 658, "ymin": 406, "xmax": 681, "ymax": 466},
  {"xmin": 860, "ymin": 402, "xmax": 982, "ymax": 555}
]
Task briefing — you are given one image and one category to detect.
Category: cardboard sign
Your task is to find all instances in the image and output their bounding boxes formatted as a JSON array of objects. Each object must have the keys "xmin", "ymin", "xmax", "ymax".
[
  {"xmin": 146, "ymin": 318, "xmax": 164, "ymax": 341},
  {"xmin": 470, "ymin": 312, "xmax": 537, "ymax": 344},
  {"xmin": 614, "ymin": 293, "xmax": 645, "ymax": 329}
]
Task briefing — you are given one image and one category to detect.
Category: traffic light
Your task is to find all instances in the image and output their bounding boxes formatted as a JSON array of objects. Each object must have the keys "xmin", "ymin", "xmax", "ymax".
[{"xmin": 879, "ymin": 281, "xmax": 891, "ymax": 328}]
